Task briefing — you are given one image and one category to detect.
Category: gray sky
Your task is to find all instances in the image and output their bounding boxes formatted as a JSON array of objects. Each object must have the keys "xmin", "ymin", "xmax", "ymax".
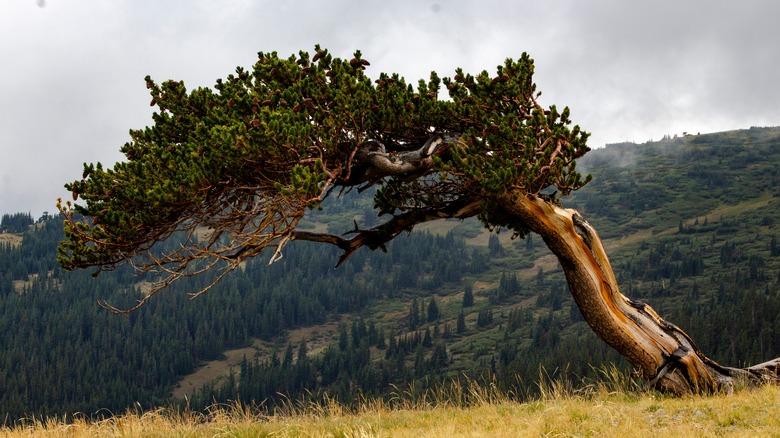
[{"xmin": 1, "ymin": 0, "xmax": 779, "ymax": 218}]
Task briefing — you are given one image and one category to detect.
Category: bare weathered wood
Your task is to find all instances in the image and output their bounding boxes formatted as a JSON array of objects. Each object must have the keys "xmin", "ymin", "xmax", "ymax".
[{"xmin": 499, "ymin": 193, "xmax": 780, "ymax": 393}]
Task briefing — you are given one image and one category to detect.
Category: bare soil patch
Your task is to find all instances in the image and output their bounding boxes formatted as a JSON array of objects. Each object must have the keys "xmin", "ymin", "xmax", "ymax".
[
  {"xmin": 172, "ymin": 339, "xmax": 268, "ymax": 399},
  {"xmin": 172, "ymin": 319, "xmax": 344, "ymax": 399}
]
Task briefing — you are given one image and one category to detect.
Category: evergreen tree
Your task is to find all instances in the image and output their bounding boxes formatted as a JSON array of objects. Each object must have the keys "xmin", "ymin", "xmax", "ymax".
[
  {"xmin": 422, "ymin": 327, "xmax": 433, "ymax": 348},
  {"xmin": 338, "ymin": 322, "xmax": 349, "ymax": 351},
  {"xmin": 427, "ymin": 296, "xmax": 440, "ymax": 322},
  {"xmin": 283, "ymin": 342, "xmax": 294, "ymax": 367},
  {"xmin": 476, "ymin": 309, "xmax": 493, "ymax": 327},
  {"xmin": 296, "ymin": 339, "xmax": 308, "ymax": 363},
  {"xmin": 429, "ymin": 343, "xmax": 449, "ymax": 370},
  {"xmin": 488, "ymin": 234, "xmax": 503, "ymax": 257},
  {"xmin": 456, "ymin": 310, "xmax": 466, "ymax": 334},
  {"xmin": 443, "ymin": 322, "xmax": 452, "ymax": 339},
  {"xmin": 376, "ymin": 328, "xmax": 386, "ymax": 349},
  {"xmin": 0, "ymin": 212, "xmax": 33, "ymax": 233},
  {"xmin": 409, "ymin": 298, "xmax": 420, "ymax": 330},
  {"xmin": 53, "ymin": 44, "xmax": 780, "ymax": 396},
  {"xmin": 462, "ymin": 284, "xmax": 474, "ymax": 307}
]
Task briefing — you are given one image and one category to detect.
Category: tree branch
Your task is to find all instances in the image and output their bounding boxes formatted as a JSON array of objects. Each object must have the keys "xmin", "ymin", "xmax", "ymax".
[
  {"xmin": 338, "ymin": 133, "xmax": 462, "ymax": 188},
  {"xmin": 292, "ymin": 196, "xmax": 482, "ymax": 266}
]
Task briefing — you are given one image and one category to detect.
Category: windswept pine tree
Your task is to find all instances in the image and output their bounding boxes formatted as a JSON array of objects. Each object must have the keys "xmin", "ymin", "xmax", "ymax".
[{"xmin": 58, "ymin": 46, "xmax": 779, "ymax": 395}]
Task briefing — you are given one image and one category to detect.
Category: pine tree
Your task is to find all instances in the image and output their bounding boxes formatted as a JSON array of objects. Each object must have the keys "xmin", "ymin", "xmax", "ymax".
[
  {"xmin": 488, "ymin": 234, "xmax": 503, "ymax": 257},
  {"xmin": 422, "ymin": 327, "xmax": 433, "ymax": 348},
  {"xmin": 338, "ymin": 322, "xmax": 349, "ymax": 351},
  {"xmin": 409, "ymin": 298, "xmax": 420, "ymax": 330},
  {"xmin": 462, "ymin": 284, "xmax": 474, "ymax": 307},
  {"xmin": 283, "ymin": 342, "xmax": 294, "ymax": 367},
  {"xmin": 456, "ymin": 310, "xmax": 466, "ymax": 334},
  {"xmin": 427, "ymin": 296, "xmax": 440, "ymax": 322},
  {"xmin": 429, "ymin": 342, "xmax": 449, "ymax": 370},
  {"xmin": 55, "ymin": 45, "xmax": 780, "ymax": 395},
  {"xmin": 376, "ymin": 328, "xmax": 386, "ymax": 349},
  {"xmin": 296, "ymin": 339, "xmax": 308, "ymax": 363}
]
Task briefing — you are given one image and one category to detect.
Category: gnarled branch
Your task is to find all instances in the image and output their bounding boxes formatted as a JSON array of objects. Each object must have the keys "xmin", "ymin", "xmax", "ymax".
[{"xmin": 292, "ymin": 195, "xmax": 482, "ymax": 266}]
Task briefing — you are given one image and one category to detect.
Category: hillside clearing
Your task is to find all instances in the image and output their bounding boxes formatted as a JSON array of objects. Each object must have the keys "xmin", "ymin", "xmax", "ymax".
[
  {"xmin": 0, "ymin": 232, "xmax": 21, "ymax": 248},
  {"xmin": 173, "ymin": 320, "xmax": 344, "ymax": 399}
]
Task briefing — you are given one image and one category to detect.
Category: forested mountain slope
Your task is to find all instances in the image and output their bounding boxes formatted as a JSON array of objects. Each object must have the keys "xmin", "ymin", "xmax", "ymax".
[{"xmin": 0, "ymin": 126, "xmax": 779, "ymax": 421}]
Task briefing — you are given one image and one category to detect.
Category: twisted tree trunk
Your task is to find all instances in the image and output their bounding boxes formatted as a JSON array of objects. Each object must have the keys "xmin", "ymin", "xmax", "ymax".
[
  {"xmin": 277, "ymin": 135, "xmax": 780, "ymax": 395},
  {"xmin": 503, "ymin": 193, "xmax": 780, "ymax": 394}
]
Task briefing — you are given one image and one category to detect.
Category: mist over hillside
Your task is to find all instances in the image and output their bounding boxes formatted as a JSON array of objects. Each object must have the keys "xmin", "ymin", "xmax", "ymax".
[{"xmin": 1, "ymin": 126, "xmax": 779, "ymax": 422}]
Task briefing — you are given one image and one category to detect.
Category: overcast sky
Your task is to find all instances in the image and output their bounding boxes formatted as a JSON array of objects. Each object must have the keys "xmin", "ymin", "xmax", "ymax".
[{"xmin": 1, "ymin": 0, "xmax": 779, "ymax": 217}]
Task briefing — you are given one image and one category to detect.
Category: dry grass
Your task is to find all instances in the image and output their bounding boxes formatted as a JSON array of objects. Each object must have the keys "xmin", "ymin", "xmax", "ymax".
[
  {"xmin": 171, "ymin": 342, "xmax": 263, "ymax": 399},
  {"xmin": 0, "ymin": 233, "xmax": 22, "ymax": 248},
  {"xmin": 4, "ymin": 374, "xmax": 780, "ymax": 437}
]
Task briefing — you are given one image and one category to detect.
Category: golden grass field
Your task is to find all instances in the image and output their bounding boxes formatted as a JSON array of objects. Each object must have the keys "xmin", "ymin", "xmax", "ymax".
[{"xmin": 4, "ymin": 377, "xmax": 779, "ymax": 437}]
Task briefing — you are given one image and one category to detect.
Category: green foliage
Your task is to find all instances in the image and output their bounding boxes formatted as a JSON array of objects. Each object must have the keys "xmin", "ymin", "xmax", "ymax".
[
  {"xmin": 57, "ymin": 46, "xmax": 447, "ymax": 271},
  {"xmin": 439, "ymin": 56, "xmax": 591, "ymax": 199},
  {"xmin": 462, "ymin": 283, "xmax": 474, "ymax": 307},
  {"xmin": 57, "ymin": 46, "xmax": 590, "ymax": 288},
  {"xmin": 427, "ymin": 296, "xmax": 440, "ymax": 322}
]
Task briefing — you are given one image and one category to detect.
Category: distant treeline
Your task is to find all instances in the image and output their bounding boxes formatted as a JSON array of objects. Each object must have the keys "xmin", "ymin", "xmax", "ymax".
[{"xmin": 1, "ymin": 212, "xmax": 33, "ymax": 233}]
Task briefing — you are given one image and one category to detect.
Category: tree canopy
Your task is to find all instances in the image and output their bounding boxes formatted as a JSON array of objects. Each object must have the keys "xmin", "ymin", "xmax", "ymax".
[{"xmin": 57, "ymin": 45, "xmax": 589, "ymax": 310}]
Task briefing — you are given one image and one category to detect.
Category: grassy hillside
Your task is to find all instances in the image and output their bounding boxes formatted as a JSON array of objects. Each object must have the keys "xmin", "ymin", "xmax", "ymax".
[{"xmin": 5, "ymin": 382, "xmax": 780, "ymax": 437}]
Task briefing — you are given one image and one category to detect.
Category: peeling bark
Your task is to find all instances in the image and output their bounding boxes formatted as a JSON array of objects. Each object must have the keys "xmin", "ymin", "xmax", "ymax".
[{"xmin": 501, "ymin": 193, "xmax": 780, "ymax": 394}]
